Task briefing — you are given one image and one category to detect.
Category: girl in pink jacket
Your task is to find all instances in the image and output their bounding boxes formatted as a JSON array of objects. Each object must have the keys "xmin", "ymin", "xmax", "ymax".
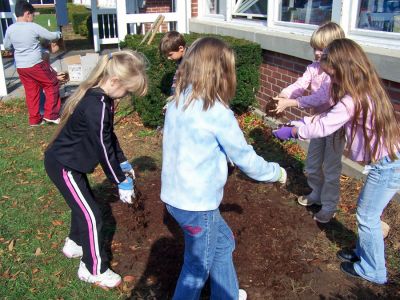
[
  {"xmin": 273, "ymin": 38, "xmax": 400, "ymax": 285},
  {"xmin": 274, "ymin": 22, "xmax": 345, "ymax": 223}
]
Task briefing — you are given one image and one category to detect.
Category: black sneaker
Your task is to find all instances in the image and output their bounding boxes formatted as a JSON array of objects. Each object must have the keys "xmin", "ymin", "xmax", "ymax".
[
  {"xmin": 337, "ymin": 249, "xmax": 360, "ymax": 263},
  {"xmin": 340, "ymin": 262, "xmax": 362, "ymax": 279}
]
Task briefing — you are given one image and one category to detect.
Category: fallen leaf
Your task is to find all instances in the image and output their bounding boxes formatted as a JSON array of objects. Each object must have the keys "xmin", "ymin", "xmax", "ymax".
[
  {"xmin": 11, "ymin": 271, "xmax": 20, "ymax": 279},
  {"xmin": 32, "ymin": 268, "xmax": 40, "ymax": 274},
  {"xmin": 111, "ymin": 261, "xmax": 119, "ymax": 267},
  {"xmin": 52, "ymin": 220, "xmax": 64, "ymax": 226},
  {"xmin": 35, "ymin": 248, "xmax": 42, "ymax": 256},
  {"xmin": 1, "ymin": 268, "xmax": 10, "ymax": 279},
  {"xmin": 123, "ymin": 275, "xmax": 135, "ymax": 282},
  {"xmin": 8, "ymin": 239, "xmax": 15, "ymax": 251}
]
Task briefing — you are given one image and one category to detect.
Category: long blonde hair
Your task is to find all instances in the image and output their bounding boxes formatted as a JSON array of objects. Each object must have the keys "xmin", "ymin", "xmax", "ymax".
[
  {"xmin": 175, "ymin": 37, "xmax": 236, "ymax": 110},
  {"xmin": 320, "ymin": 38, "xmax": 399, "ymax": 162},
  {"xmin": 49, "ymin": 50, "xmax": 148, "ymax": 145}
]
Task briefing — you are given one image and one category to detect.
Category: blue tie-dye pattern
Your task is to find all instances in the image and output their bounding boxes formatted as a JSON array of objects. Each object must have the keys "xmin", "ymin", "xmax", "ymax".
[{"xmin": 161, "ymin": 89, "xmax": 282, "ymax": 211}]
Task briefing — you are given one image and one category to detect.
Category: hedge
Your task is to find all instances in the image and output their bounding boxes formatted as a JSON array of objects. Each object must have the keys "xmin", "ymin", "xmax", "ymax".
[
  {"xmin": 67, "ymin": 3, "xmax": 88, "ymax": 23},
  {"xmin": 72, "ymin": 12, "xmax": 90, "ymax": 35},
  {"xmin": 35, "ymin": 7, "xmax": 55, "ymax": 14},
  {"xmin": 120, "ymin": 33, "xmax": 262, "ymax": 128}
]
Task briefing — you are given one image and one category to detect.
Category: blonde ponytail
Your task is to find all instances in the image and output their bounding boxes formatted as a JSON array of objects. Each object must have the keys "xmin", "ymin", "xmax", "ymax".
[{"xmin": 48, "ymin": 50, "xmax": 148, "ymax": 147}]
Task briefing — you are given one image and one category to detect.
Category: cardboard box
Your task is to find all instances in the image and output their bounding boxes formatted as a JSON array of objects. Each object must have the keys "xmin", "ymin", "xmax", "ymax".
[
  {"xmin": 81, "ymin": 53, "xmax": 100, "ymax": 80},
  {"xmin": 62, "ymin": 53, "xmax": 100, "ymax": 82},
  {"xmin": 63, "ymin": 55, "xmax": 82, "ymax": 82}
]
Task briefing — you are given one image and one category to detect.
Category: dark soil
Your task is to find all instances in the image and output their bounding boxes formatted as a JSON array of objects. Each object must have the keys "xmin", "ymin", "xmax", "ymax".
[{"xmin": 91, "ymin": 112, "xmax": 400, "ymax": 300}]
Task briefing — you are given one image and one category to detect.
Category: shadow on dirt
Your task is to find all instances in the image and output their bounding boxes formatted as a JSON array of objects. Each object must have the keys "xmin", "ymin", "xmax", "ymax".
[
  {"xmin": 128, "ymin": 202, "xmax": 245, "ymax": 299},
  {"xmin": 321, "ymin": 281, "xmax": 400, "ymax": 299},
  {"xmin": 128, "ymin": 207, "xmax": 182, "ymax": 299},
  {"xmin": 91, "ymin": 181, "xmax": 118, "ymax": 264},
  {"xmin": 248, "ymin": 127, "xmax": 311, "ymax": 196},
  {"xmin": 316, "ymin": 218, "xmax": 357, "ymax": 249}
]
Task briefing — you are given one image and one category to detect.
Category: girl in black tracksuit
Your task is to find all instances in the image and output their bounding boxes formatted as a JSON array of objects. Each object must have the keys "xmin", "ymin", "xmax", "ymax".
[{"xmin": 44, "ymin": 51, "xmax": 147, "ymax": 288}]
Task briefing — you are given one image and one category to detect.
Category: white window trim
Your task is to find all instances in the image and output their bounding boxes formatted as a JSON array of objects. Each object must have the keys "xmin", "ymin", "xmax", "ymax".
[
  {"xmin": 195, "ymin": 0, "xmax": 400, "ymax": 50},
  {"xmin": 346, "ymin": 0, "xmax": 400, "ymax": 48},
  {"xmin": 197, "ymin": 0, "xmax": 226, "ymax": 20},
  {"xmin": 269, "ymin": 0, "xmax": 342, "ymax": 33},
  {"xmin": 231, "ymin": 0, "xmax": 267, "ymax": 20}
]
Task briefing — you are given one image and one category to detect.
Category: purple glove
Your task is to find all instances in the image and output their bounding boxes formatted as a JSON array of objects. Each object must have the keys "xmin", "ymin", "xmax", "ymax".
[{"xmin": 273, "ymin": 126, "xmax": 295, "ymax": 140}]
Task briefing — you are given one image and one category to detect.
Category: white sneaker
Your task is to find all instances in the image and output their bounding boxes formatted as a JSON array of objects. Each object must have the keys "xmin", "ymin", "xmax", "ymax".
[
  {"xmin": 77, "ymin": 261, "xmax": 122, "ymax": 288},
  {"xmin": 297, "ymin": 194, "xmax": 321, "ymax": 206},
  {"xmin": 43, "ymin": 117, "xmax": 60, "ymax": 124},
  {"xmin": 313, "ymin": 209, "xmax": 336, "ymax": 223},
  {"xmin": 381, "ymin": 220, "xmax": 390, "ymax": 239},
  {"xmin": 62, "ymin": 237, "xmax": 83, "ymax": 258},
  {"xmin": 239, "ymin": 289, "xmax": 247, "ymax": 300},
  {"xmin": 29, "ymin": 120, "xmax": 45, "ymax": 127}
]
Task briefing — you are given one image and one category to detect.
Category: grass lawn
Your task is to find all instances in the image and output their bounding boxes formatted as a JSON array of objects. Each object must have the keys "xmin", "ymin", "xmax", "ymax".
[{"xmin": 34, "ymin": 14, "xmax": 58, "ymax": 31}]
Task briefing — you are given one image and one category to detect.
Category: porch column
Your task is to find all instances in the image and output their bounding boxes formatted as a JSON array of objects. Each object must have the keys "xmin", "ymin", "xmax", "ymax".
[
  {"xmin": 0, "ymin": 55, "xmax": 6, "ymax": 96},
  {"xmin": 176, "ymin": 0, "xmax": 190, "ymax": 33},
  {"xmin": 91, "ymin": 0, "xmax": 100, "ymax": 52},
  {"xmin": 116, "ymin": 0, "xmax": 127, "ymax": 42}
]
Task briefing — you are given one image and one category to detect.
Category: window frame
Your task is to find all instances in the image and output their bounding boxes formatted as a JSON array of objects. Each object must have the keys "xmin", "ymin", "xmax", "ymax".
[
  {"xmin": 231, "ymin": 0, "xmax": 267, "ymax": 20},
  {"xmin": 345, "ymin": 0, "xmax": 400, "ymax": 47},
  {"xmin": 195, "ymin": 0, "xmax": 400, "ymax": 49},
  {"xmin": 197, "ymin": 0, "xmax": 227, "ymax": 20}
]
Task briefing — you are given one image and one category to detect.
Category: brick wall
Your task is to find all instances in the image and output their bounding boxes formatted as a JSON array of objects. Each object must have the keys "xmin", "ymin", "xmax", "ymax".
[
  {"xmin": 139, "ymin": 0, "xmax": 171, "ymax": 13},
  {"xmin": 192, "ymin": 0, "xmax": 198, "ymax": 17},
  {"xmin": 257, "ymin": 49, "xmax": 400, "ymax": 122},
  {"xmin": 139, "ymin": 0, "xmax": 171, "ymax": 33}
]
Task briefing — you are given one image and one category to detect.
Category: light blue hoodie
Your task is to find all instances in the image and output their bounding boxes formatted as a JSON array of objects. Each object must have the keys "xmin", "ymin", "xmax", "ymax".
[{"xmin": 161, "ymin": 89, "xmax": 282, "ymax": 211}]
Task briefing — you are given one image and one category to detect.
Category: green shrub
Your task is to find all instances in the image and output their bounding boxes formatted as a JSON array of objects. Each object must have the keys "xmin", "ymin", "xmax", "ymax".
[
  {"xmin": 72, "ymin": 12, "xmax": 90, "ymax": 34},
  {"xmin": 120, "ymin": 33, "xmax": 261, "ymax": 128},
  {"xmin": 67, "ymin": 3, "xmax": 88, "ymax": 23},
  {"xmin": 35, "ymin": 7, "xmax": 55, "ymax": 14}
]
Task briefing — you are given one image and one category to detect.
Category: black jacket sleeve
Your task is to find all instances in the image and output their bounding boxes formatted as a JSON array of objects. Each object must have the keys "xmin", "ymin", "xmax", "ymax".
[
  {"xmin": 86, "ymin": 98, "xmax": 126, "ymax": 184},
  {"xmin": 112, "ymin": 132, "xmax": 127, "ymax": 163}
]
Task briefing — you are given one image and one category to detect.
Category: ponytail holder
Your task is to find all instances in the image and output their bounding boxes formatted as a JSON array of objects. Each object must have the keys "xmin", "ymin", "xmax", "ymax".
[{"xmin": 109, "ymin": 52, "xmax": 112, "ymax": 59}]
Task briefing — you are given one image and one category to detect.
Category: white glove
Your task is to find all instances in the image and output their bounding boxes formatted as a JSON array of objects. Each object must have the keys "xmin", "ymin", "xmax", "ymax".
[
  {"xmin": 119, "ymin": 188, "xmax": 134, "ymax": 204},
  {"xmin": 118, "ymin": 177, "xmax": 135, "ymax": 204},
  {"xmin": 278, "ymin": 167, "xmax": 287, "ymax": 185}
]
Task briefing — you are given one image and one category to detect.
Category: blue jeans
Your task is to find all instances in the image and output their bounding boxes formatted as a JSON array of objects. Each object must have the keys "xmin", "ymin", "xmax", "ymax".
[
  {"xmin": 353, "ymin": 154, "xmax": 400, "ymax": 284},
  {"xmin": 166, "ymin": 204, "xmax": 239, "ymax": 300}
]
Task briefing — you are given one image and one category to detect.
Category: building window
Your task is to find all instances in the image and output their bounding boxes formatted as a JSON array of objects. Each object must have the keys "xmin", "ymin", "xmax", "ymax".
[
  {"xmin": 202, "ymin": 0, "xmax": 227, "ymax": 19},
  {"xmin": 232, "ymin": 0, "xmax": 267, "ymax": 20},
  {"xmin": 279, "ymin": 0, "xmax": 333, "ymax": 25},
  {"xmin": 29, "ymin": 0, "xmax": 55, "ymax": 4},
  {"xmin": 357, "ymin": 0, "xmax": 400, "ymax": 32}
]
